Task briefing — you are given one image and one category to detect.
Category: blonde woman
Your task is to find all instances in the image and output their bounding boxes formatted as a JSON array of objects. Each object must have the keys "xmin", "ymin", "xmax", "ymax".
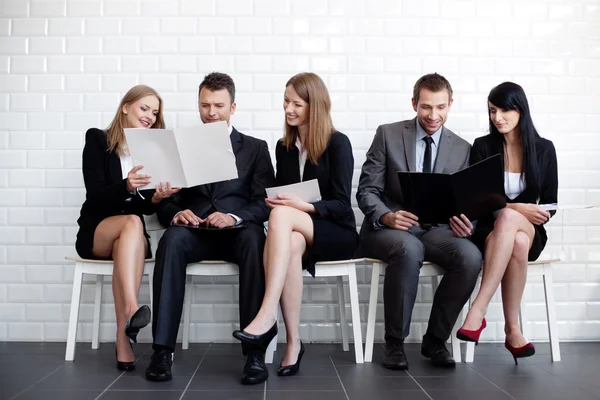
[
  {"xmin": 75, "ymin": 85, "xmax": 178, "ymax": 371},
  {"xmin": 234, "ymin": 73, "xmax": 358, "ymax": 377}
]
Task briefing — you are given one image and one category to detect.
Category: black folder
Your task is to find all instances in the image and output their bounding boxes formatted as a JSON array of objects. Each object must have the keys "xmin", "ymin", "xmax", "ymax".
[
  {"xmin": 171, "ymin": 221, "xmax": 248, "ymax": 230},
  {"xmin": 397, "ymin": 154, "xmax": 506, "ymax": 224}
]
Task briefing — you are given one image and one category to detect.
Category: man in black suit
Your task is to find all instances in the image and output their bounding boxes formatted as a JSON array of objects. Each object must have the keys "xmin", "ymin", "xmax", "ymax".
[{"xmin": 146, "ymin": 72, "xmax": 275, "ymax": 384}]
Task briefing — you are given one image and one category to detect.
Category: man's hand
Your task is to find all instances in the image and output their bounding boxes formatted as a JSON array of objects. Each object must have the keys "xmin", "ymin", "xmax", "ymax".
[
  {"xmin": 172, "ymin": 209, "xmax": 203, "ymax": 226},
  {"xmin": 205, "ymin": 212, "xmax": 236, "ymax": 229},
  {"xmin": 512, "ymin": 203, "xmax": 551, "ymax": 225},
  {"xmin": 380, "ymin": 211, "xmax": 419, "ymax": 230},
  {"xmin": 449, "ymin": 214, "xmax": 473, "ymax": 238},
  {"xmin": 265, "ymin": 194, "xmax": 315, "ymax": 213}
]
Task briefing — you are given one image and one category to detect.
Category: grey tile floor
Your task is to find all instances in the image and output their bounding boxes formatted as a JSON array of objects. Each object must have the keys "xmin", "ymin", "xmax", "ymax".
[{"xmin": 1, "ymin": 341, "xmax": 599, "ymax": 400}]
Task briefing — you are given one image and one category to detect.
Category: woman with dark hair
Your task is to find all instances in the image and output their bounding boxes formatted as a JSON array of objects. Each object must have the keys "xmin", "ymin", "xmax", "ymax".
[
  {"xmin": 76, "ymin": 85, "xmax": 179, "ymax": 370},
  {"xmin": 233, "ymin": 72, "xmax": 358, "ymax": 377},
  {"xmin": 456, "ymin": 82, "xmax": 558, "ymax": 363}
]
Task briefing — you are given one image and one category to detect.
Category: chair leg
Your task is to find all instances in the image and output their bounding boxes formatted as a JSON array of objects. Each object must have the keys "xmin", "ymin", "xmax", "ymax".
[
  {"xmin": 147, "ymin": 263, "xmax": 154, "ymax": 314},
  {"xmin": 543, "ymin": 266, "xmax": 561, "ymax": 362},
  {"xmin": 65, "ymin": 263, "xmax": 84, "ymax": 361},
  {"xmin": 92, "ymin": 275, "xmax": 103, "ymax": 350},
  {"xmin": 337, "ymin": 276, "xmax": 349, "ymax": 352},
  {"xmin": 451, "ymin": 305, "xmax": 464, "ymax": 363},
  {"xmin": 265, "ymin": 306, "xmax": 278, "ymax": 364},
  {"xmin": 182, "ymin": 275, "xmax": 192, "ymax": 350},
  {"xmin": 364, "ymin": 262, "xmax": 381, "ymax": 363},
  {"xmin": 465, "ymin": 277, "xmax": 479, "ymax": 363},
  {"xmin": 347, "ymin": 265, "xmax": 364, "ymax": 363}
]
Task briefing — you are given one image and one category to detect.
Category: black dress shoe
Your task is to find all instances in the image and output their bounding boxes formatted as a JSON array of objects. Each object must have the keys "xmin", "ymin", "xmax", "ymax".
[
  {"xmin": 115, "ymin": 342, "xmax": 135, "ymax": 371},
  {"xmin": 145, "ymin": 349, "xmax": 173, "ymax": 382},
  {"xmin": 241, "ymin": 352, "xmax": 268, "ymax": 385},
  {"xmin": 233, "ymin": 322, "xmax": 278, "ymax": 350},
  {"xmin": 421, "ymin": 334, "xmax": 456, "ymax": 368},
  {"xmin": 125, "ymin": 305, "xmax": 151, "ymax": 343},
  {"xmin": 277, "ymin": 341, "xmax": 305, "ymax": 377},
  {"xmin": 382, "ymin": 340, "xmax": 409, "ymax": 370}
]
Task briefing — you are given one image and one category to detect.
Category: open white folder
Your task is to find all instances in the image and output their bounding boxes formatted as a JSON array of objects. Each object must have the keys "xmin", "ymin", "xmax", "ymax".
[
  {"xmin": 124, "ymin": 121, "xmax": 238, "ymax": 189},
  {"xmin": 265, "ymin": 179, "xmax": 322, "ymax": 203}
]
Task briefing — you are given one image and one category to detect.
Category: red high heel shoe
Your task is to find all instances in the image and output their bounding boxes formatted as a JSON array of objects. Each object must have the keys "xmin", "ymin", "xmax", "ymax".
[
  {"xmin": 456, "ymin": 318, "xmax": 487, "ymax": 344},
  {"xmin": 505, "ymin": 341, "xmax": 535, "ymax": 365}
]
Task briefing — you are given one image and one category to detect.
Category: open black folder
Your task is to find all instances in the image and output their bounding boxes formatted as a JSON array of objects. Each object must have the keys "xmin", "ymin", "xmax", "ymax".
[{"xmin": 397, "ymin": 154, "xmax": 506, "ymax": 224}]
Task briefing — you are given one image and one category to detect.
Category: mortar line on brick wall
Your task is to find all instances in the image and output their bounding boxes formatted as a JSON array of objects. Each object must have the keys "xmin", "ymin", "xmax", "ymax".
[
  {"xmin": 329, "ymin": 356, "xmax": 350, "ymax": 400},
  {"xmin": 178, "ymin": 342, "xmax": 212, "ymax": 400},
  {"xmin": 10, "ymin": 364, "xmax": 64, "ymax": 400}
]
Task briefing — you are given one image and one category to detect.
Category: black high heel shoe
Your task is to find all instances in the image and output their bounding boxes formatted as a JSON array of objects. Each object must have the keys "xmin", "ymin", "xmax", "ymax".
[
  {"xmin": 115, "ymin": 342, "xmax": 136, "ymax": 371},
  {"xmin": 232, "ymin": 322, "xmax": 278, "ymax": 350},
  {"xmin": 277, "ymin": 341, "xmax": 305, "ymax": 377},
  {"xmin": 125, "ymin": 305, "xmax": 151, "ymax": 343}
]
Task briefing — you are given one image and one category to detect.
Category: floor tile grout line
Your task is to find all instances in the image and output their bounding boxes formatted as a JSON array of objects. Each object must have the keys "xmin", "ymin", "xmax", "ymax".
[
  {"xmin": 9, "ymin": 364, "xmax": 64, "ymax": 400},
  {"xmin": 178, "ymin": 342, "xmax": 212, "ymax": 400},
  {"xmin": 329, "ymin": 356, "xmax": 350, "ymax": 400},
  {"xmin": 405, "ymin": 370, "xmax": 434, "ymax": 400},
  {"xmin": 464, "ymin": 363, "xmax": 517, "ymax": 400},
  {"xmin": 525, "ymin": 359, "xmax": 600, "ymax": 399},
  {"xmin": 94, "ymin": 347, "xmax": 150, "ymax": 400}
]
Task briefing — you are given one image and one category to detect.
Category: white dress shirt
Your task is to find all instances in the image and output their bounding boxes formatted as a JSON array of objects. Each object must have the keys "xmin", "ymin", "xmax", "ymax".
[
  {"xmin": 415, "ymin": 120, "xmax": 442, "ymax": 172},
  {"xmin": 295, "ymin": 137, "xmax": 308, "ymax": 181}
]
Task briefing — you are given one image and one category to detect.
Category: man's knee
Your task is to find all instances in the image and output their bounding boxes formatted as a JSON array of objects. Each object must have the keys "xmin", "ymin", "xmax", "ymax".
[
  {"xmin": 157, "ymin": 226, "xmax": 193, "ymax": 251},
  {"xmin": 388, "ymin": 237, "xmax": 425, "ymax": 266},
  {"xmin": 452, "ymin": 245, "xmax": 483, "ymax": 277}
]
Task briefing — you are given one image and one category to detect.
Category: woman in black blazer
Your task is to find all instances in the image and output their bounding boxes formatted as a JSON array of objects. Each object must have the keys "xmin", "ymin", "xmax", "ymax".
[
  {"xmin": 233, "ymin": 73, "xmax": 358, "ymax": 376},
  {"xmin": 76, "ymin": 85, "xmax": 178, "ymax": 371},
  {"xmin": 456, "ymin": 82, "xmax": 558, "ymax": 363}
]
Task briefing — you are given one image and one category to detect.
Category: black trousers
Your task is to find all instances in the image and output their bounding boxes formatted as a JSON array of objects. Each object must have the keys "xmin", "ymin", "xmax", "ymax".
[
  {"xmin": 359, "ymin": 225, "xmax": 482, "ymax": 342},
  {"xmin": 151, "ymin": 223, "xmax": 266, "ymax": 355}
]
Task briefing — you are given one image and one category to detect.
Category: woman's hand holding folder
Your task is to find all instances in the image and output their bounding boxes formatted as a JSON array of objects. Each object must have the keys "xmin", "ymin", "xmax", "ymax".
[{"xmin": 508, "ymin": 203, "xmax": 551, "ymax": 226}]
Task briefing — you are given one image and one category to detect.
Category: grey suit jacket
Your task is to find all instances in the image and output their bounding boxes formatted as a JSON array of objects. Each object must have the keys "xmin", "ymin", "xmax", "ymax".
[{"xmin": 356, "ymin": 118, "xmax": 472, "ymax": 234}]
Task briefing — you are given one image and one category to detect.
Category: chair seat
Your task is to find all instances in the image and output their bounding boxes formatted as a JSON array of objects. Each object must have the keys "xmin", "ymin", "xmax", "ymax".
[{"xmin": 65, "ymin": 256, "xmax": 155, "ymax": 263}]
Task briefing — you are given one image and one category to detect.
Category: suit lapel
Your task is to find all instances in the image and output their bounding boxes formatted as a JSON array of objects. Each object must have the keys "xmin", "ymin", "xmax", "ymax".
[
  {"xmin": 433, "ymin": 127, "xmax": 454, "ymax": 173},
  {"xmin": 402, "ymin": 119, "xmax": 417, "ymax": 172}
]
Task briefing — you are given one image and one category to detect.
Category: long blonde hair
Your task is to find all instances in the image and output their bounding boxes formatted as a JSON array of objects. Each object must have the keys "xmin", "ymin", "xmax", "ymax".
[
  {"xmin": 282, "ymin": 73, "xmax": 334, "ymax": 165},
  {"xmin": 105, "ymin": 85, "xmax": 165, "ymax": 155}
]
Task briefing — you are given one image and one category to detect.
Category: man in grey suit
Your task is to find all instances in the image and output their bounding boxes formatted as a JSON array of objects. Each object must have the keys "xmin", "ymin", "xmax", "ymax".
[{"xmin": 356, "ymin": 73, "xmax": 482, "ymax": 369}]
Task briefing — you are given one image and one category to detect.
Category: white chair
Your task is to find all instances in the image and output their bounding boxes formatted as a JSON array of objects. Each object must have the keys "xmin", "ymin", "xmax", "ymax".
[
  {"xmin": 364, "ymin": 258, "xmax": 465, "ymax": 363},
  {"xmin": 464, "ymin": 258, "xmax": 561, "ymax": 362},
  {"xmin": 180, "ymin": 258, "xmax": 365, "ymax": 364},
  {"xmin": 64, "ymin": 257, "xmax": 155, "ymax": 361}
]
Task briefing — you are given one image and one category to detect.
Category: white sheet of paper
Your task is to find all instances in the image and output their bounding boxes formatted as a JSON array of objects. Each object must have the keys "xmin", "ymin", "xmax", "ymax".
[
  {"xmin": 124, "ymin": 121, "xmax": 238, "ymax": 189},
  {"xmin": 266, "ymin": 179, "xmax": 322, "ymax": 203},
  {"xmin": 124, "ymin": 128, "xmax": 187, "ymax": 189},
  {"xmin": 174, "ymin": 122, "xmax": 238, "ymax": 187},
  {"xmin": 539, "ymin": 204, "xmax": 595, "ymax": 211}
]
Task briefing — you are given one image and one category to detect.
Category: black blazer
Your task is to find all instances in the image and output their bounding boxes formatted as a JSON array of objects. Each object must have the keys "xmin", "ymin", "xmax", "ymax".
[
  {"xmin": 76, "ymin": 128, "xmax": 156, "ymax": 257},
  {"xmin": 470, "ymin": 133, "xmax": 558, "ymax": 236},
  {"xmin": 275, "ymin": 131, "xmax": 356, "ymax": 231},
  {"xmin": 157, "ymin": 127, "xmax": 275, "ymax": 226}
]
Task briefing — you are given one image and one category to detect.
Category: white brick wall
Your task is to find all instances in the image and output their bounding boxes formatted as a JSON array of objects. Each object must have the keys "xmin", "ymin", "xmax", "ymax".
[{"xmin": 0, "ymin": 0, "xmax": 599, "ymax": 344}]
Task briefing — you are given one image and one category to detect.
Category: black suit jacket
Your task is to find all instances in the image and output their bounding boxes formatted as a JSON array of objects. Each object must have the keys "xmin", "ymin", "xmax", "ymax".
[
  {"xmin": 275, "ymin": 131, "xmax": 356, "ymax": 231},
  {"xmin": 470, "ymin": 133, "xmax": 558, "ymax": 241},
  {"xmin": 76, "ymin": 128, "xmax": 156, "ymax": 257},
  {"xmin": 157, "ymin": 127, "xmax": 275, "ymax": 226}
]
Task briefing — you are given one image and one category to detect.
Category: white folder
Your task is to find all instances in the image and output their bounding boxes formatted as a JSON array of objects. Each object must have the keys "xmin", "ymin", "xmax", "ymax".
[
  {"xmin": 124, "ymin": 121, "xmax": 238, "ymax": 189},
  {"xmin": 265, "ymin": 179, "xmax": 322, "ymax": 203}
]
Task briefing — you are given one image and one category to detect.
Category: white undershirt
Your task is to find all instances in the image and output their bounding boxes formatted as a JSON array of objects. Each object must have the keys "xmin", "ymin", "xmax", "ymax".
[
  {"xmin": 504, "ymin": 172, "xmax": 525, "ymax": 200},
  {"xmin": 295, "ymin": 137, "xmax": 308, "ymax": 181}
]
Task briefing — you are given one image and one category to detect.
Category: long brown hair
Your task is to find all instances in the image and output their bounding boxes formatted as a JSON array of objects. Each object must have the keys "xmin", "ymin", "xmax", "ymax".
[
  {"xmin": 105, "ymin": 85, "xmax": 165, "ymax": 155},
  {"xmin": 282, "ymin": 73, "xmax": 334, "ymax": 165}
]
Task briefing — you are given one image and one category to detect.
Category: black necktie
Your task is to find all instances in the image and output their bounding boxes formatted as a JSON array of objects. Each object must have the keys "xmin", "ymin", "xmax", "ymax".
[{"xmin": 422, "ymin": 136, "xmax": 433, "ymax": 173}]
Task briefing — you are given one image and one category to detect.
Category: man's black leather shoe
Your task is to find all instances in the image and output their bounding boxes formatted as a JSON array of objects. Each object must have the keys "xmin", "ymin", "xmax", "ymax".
[
  {"xmin": 421, "ymin": 334, "xmax": 456, "ymax": 368},
  {"xmin": 382, "ymin": 340, "xmax": 409, "ymax": 370},
  {"xmin": 241, "ymin": 352, "xmax": 268, "ymax": 385},
  {"xmin": 145, "ymin": 349, "xmax": 173, "ymax": 382}
]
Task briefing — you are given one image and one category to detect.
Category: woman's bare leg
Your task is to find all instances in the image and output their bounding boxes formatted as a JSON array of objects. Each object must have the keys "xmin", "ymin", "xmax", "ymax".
[
  {"xmin": 461, "ymin": 208, "xmax": 535, "ymax": 330},
  {"xmin": 502, "ymin": 231, "xmax": 530, "ymax": 347},
  {"xmin": 243, "ymin": 206, "xmax": 313, "ymax": 335}
]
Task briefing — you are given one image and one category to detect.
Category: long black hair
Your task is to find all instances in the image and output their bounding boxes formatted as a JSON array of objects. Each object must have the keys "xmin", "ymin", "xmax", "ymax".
[{"xmin": 488, "ymin": 82, "xmax": 541, "ymax": 199}]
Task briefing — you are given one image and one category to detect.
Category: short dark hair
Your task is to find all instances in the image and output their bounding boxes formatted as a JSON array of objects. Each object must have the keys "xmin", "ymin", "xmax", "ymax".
[
  {"xmin": 199, "ymin": 72, "xmax": 235, "ymax": 103},
  {"xmin": 413, "ymin": 73, "xmax": 453, "ymax": 104}
]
